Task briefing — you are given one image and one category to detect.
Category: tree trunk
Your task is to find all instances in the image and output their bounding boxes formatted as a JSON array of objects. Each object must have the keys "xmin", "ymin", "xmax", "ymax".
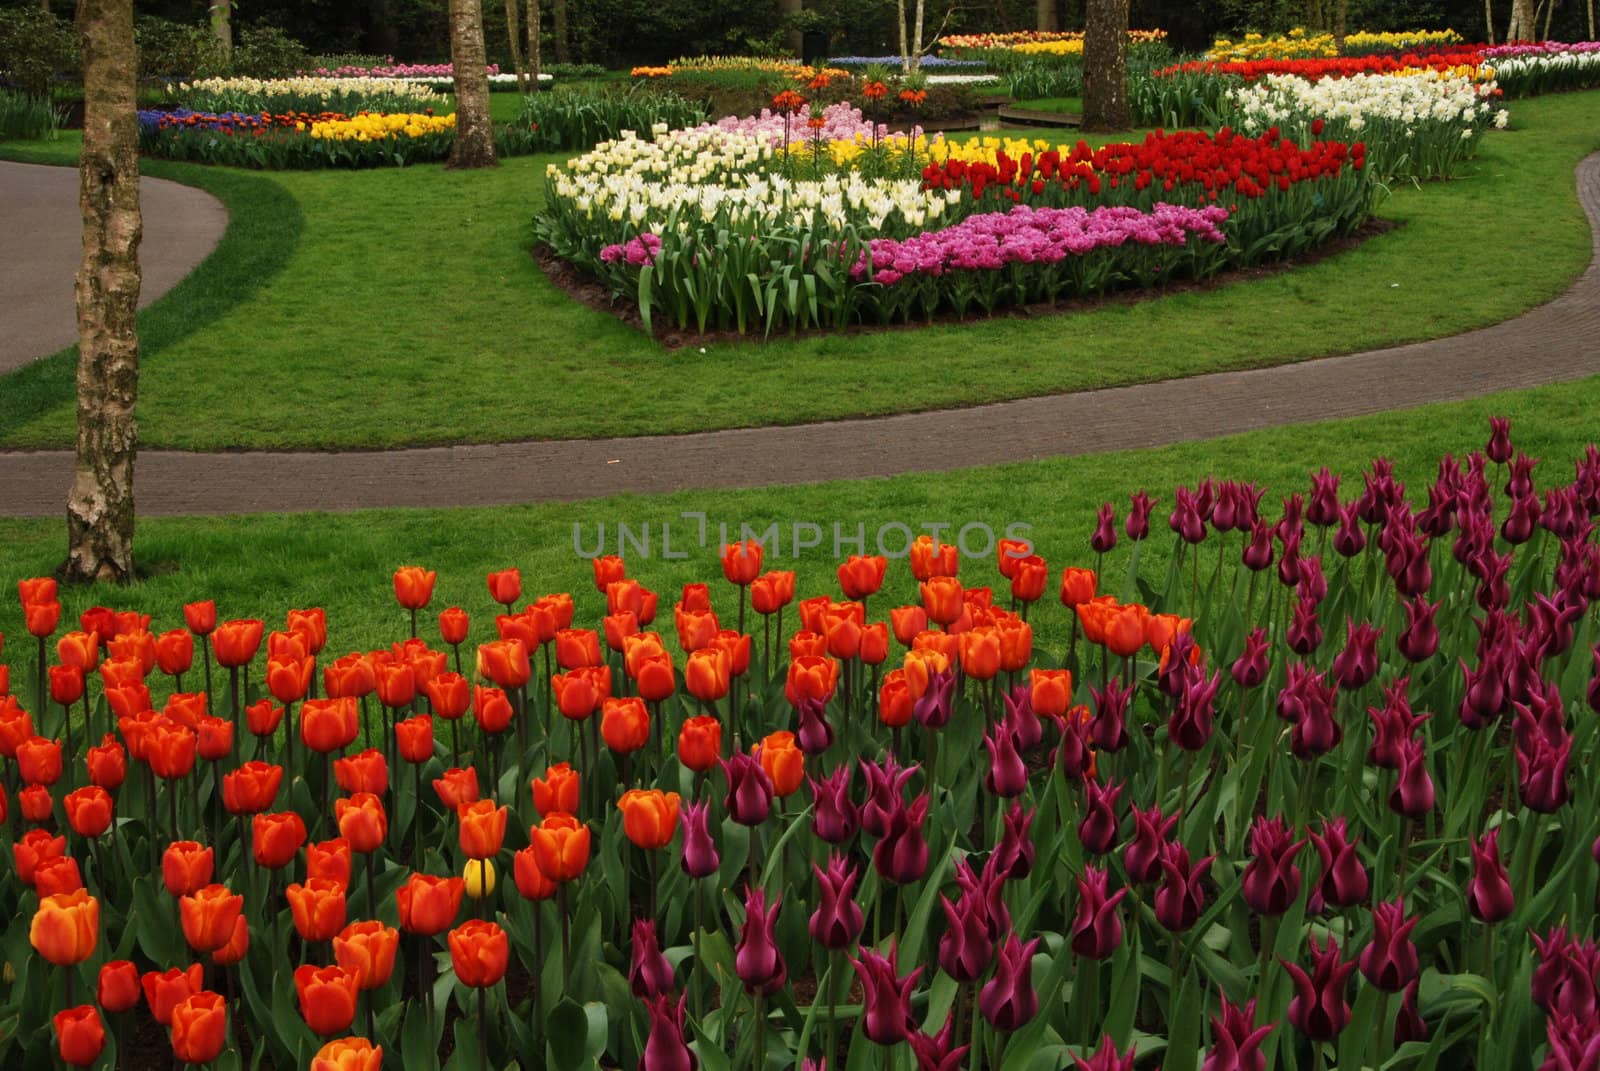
[
  {"xmin": 1542, "ymin": 0, "xmax": 1557, "ymax": 39},
  {"xmin": 370, "ymin": 0, "xmax": 399, "ymax": 58},
  {"xmin": 551, "ymin": 0, "xmax": 568, "ymax": 65},
  {"xmin": 1506, "ymin": 0, "xmax": 1537, "ymax": 39},
  {"xmin": 910, "ymin": 0, "xmax": 925, "ymax": 71},
  {"xmin": 503, "ymin": 0, "xmax": 527, "ymax": 94},
  {"xmin": 69, "ymin": 0, "xmax": 140, "ymax": 584},
  {"xmin": 1334, "ymin": 0, "xmax": 1347, "ymax": 49},
  {"xmin": 526, "ymin": 0, "xmax": 540, "ymax": 81},
  {"xmin": 1036, "ymin": 0, "xmax": 1057, "ymax": 31},
  {"xmin": 1081, "ymin": 0, "xmax": 1129, "ymax": 131},
  {"xmin": 779, "ymin": 0, "xmax": 803, "ymax": 58},
  {"xmin": 447, "ymin": 0, "xmax": 498, "ymax": 168},
  {"xmin": 208, "ymin": 0, "xmax": 232, "ymax": 53},
  {"xmin": 897, "ymin": 0, "xmax": 909, "ymax": 73},
  {"xmin": 1485, "ymin": 0, "xmax": 1496, "ymax": 44},
  {"xmin": 1589, "ymin": 0, "xmax": 1595, "ymax": 43}
]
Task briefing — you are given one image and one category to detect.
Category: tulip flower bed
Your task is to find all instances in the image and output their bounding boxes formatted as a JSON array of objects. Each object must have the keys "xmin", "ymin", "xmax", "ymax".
[
  {"xmin": 1203, "ymin": 28, "xmax": 1465, "ymax": 62},
  {"xmin": 137, "ymin": 108, "xmax": 461, "ymax": 170},
  {"xmin": 2, "ymin": 416, "xmax": 1600, "ymax": 1069},
  {"xmin": 539, "ymin": 122, "xmax": 1377, "ymax": 334},
  {"xmin": 166, "ymin": 76, "xmax": 441, "ymax": 116}
]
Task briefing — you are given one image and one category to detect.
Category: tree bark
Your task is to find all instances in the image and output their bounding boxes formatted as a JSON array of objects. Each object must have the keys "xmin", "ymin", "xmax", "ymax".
[
  {"xmin": 1506, "ymin": 0, "xmax": 1538, "ymax": 39},
  {"xmin": 779, "ymin": 0, "xmax": 803, "ymax": 58},
  {"xmin": 502, "ymin": 0, "xmax": 527, "ymax": 94},
  {"xmin": 551, "ymin": 0, "xmax": 568, "ymax": 65},
  {"xmin": 897, "ymin": 0, "xmax": 909, "ymax": 72},
  {"xmin": 1036, "ymin": 0, "xmax": 1057, "ymax": 31},
  {"xmin": 70, "ymin": 0, "xmax": 140, "ymax": 584},
  {"xmin": 1542, "ymin": 0, "xmax": 1557, "ymax": 39},
  {"xmin": 447, "ymin": 0, "xmax": 498, "ymax": 168},
  {"xmin": 1334, "ymin": 0, "xmax": 1347, "ymax": 49},
  {"xmin": 910, "ymin": 0, "xmax": 925, "ymax": 72},
  {"xmin": 208, "ymin": 0, "xmax": 232, "ymax": 53},
  {"xmin": 1485, "ymin": 0, "xmax": 1496, "ymax": 44},
  {"xmin": 1081, "ymin": 0, "xmax": 1129, "ymax": 131},
  {"xmin": 526, "ymin": 0, "xmax": 540, "ymax": 80}
]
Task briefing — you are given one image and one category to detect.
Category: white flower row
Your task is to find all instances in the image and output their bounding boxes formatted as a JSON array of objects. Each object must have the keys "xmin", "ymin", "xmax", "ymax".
[
  {"xmin": 169, "ymin": 75, "xmax": 440, "ymax": 102},
  {"xmin": 1225, "ymin": 72, "xmax": 1507, "ymax": 133},
  {"xmin": 1488, "ymin": 49, "xmax": 1600, "ymax": 80},
  {"xmin": 395, "ymin": 73, "xmax": 555, "ymax": 87},
  {"xmin": 925, "ymin": 74, "xmax": 1004, "ymax": 85}
]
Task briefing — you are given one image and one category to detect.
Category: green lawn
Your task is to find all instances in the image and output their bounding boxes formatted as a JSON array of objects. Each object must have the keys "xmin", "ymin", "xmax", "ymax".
[
  {"xmin": 1013, "ymin": 96, "xmax": 1083, "ymax": 113},
  {"xmin": 0, "ymin": 90, "xmax": 1595, "ymax": 450},
  {"xmin": 1, "ymin": 369, "xmax": 1596, "ymax": 656}
]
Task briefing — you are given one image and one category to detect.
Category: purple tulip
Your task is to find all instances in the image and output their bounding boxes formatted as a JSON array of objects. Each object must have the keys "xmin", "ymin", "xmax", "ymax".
[
  {"xmin": 1486, "ymin": 417, "xmax": 1513, "ymax": 464},
  {"xmin": 1078, "ymin": 777, "xmax": 1124, "ymax": 856},
  {"xmin": 1297, "ymin": 555, "xmax": 1328, "ymax": 605},
  {"xmin": 1056, "ymin": 710, "xmax": 1095, "ymax": 782},
  {"xmin": 1306, "ymin": 467, "xmax": 1340, "ymax": 527},
  {"xmin": 721, "ymin": 752, "xmax": 774, "ymax": 827},
  {"xmin": 1459, "ymin": 655, "xmax": 1508, "ymax": 730},
  {"xmin": 809, "ymin": 854, "xmax": 865, "ymax": 950},
  {"xmin": 1089, "ymin": 678, "xmax": 1132, "ymax": 752},
  {"xmin": 993, "ymin": 802, "xmax": 1036, "ymax": 880},
  {"xmin": 1003, "ymin": 684, "xmax": 1043, "ymax": 752},
  {"xmin": 1527, "ymin": 592, "xmax": 1586, "ymax": 661},
  {"xmin": 1242, "ymin": 519, "xmax": 1275, "ymax": 572},
  {"xmin": 1276, "ymin": 529, "xmax": 1303, "ymax": 589},
  {"xmin": 1124, "ymin": 802, "xmax": 1179, "ymax": 884},
  {"xmin": 1332, "ymin": 502, "xmax": 1367, "ymax": 558},
  {"xmin": 859, "ymin": 756, "xmax": 917, "ymax": 838},
  {"xmin": 873, "ymin": 792, "xmax": 930, "ymax": 884},
  {"xmin": 913, "ymin": 670, "xmax": 955, "ymax": 730},
  {"xmin": 1358, "ymin": 898, "xmax": 1420, "ymax": 992},
  {"xmin": 1241, "ymin": 815, "xmax": 1304, "ymax": 917},
  {"xmin": 808, "ymin": 765, "xmax": 860, "ymax": 846},
  {"xmin": 629, "ymin": 919, "xmax": 675, "ymax": 999},
  {"xmin": 1168, "ymin": 487, "xmax": 1206, "ymax": 544},
  {"xmin": 1368, "ymin": 680, "xmax": 1428, "ymax": 770},
  {"xmin": 1501, "ymin": 493, "xmax": 1540, "ymax": 544},
  {"xmin": 1200, "ymin": 995, "xmax": 1274, "ymax": 1071},
  {"xmin": 980, "ymin": 932, "xmax": 1041, "ymax": 1031},
  {"xmin": 852, "ymin": 944, "xmax": 922, "ymax": 1045},
  {"xmin": 1069, "ymin": 864, "xmax": 1126, "ymax": 959},
  {"xmin": 1072, "ymin": 1035, "xmax": 1137, "ymax": 1071},
  {"xmin": 1305, "ymin": 816, "xmax": 1367, "ymax": 913},
  {"xmin": 1169, "ymin": 664, "xmax": 1220, "ymax": 752},
  {"xmin": 734, "ymin": 888, "xmax": 787, "ymax": 995},
  {"xmin": 1158, "ymin": 631, "xmax": 1199, "ymax": 698},
  {"xmin": 1283, "ymin": 935, "xmax": 1357, "ymax": 1041},
  {"xmin": 1467, "ymin": 828, "xmax": 1514, "ymax": 923},
  {"xmin": 1332, "ymin": 621, "xmax": 1382, "ymax": 691},
  {"xmin": 937, "ymin": 891, "xmax": 994, "ymax": 982},
  {"xmin": 679, "ymin": 798, "xmax": 720, "ymax": 879},
  {"xmin": 909, "ymin": 1017, "xmax": 970, "ymax": 1071},
  {"xmin": 1394, "ymin": 979, "xmax": 1428, "ymax": 1046},
  {"xmin": 955, "ymin": 856, "xmax": 1011, "ymax": 941},
  {"xmin": 983, "ymin": 722, "xmax": 1028, "ymax": 799},
  {"xmin": 639, "ymin": 992, "xmax": 694, "ymax": 1071},
  {"xmin": 1125, "ymin": 490, "xmax": 1156, "ymax": 541},
  {"xmin": 1387, "ymin": 738, "xmax": 1435, "ymax": 818},
  {"xmin": 1590, "ymin": 645, "xmax": 1600, "ymax": 715},
  {"xmin": 1091, "ymin": 503, "xmax": 1119, "ymax": 554},
  {"xmin": 1518, "ymin": 732, "xmax": 1572, "ymax": 813},
  {"xmin": 1287, "ymin": 596, "xmax": 1322, "ymax": 656},
  {"xmin": 1532, "ymin": 927, "xmax": 1600, "ymax": 1020},
  {"xmin": 1154, "ymin": 842, "xmax": 1213, "ymax": 932},
  {"xmin": 1230, "ymin": 627, "xmax": 1271, "ymax": 689},
  {"xmin": 1288, "ymin": 676, "xmax": 1341, "ymax": 759},
  {"xmin": 794, "ymin": 695, "xmax": 834, "ymax": 756}
]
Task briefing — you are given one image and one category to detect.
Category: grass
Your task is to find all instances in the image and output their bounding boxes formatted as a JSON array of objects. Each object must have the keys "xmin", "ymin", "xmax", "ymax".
[
  {"xmin": 1, "ymin": 369, "xmax": 1596, "ymax": 657},
  {"xmin": 0, "ymin": 90, "xmax": 1595, "ymax": 450},
  {"xmin": 1013, "ymin": 96, "xmax": 1083, "ymax": 113}
]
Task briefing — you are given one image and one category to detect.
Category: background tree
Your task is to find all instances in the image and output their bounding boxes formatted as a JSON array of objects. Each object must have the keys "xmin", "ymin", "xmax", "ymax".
[
  {"xmin": 1037, "ymin": 0, "xmax": 1058, "ymax": 30},
  {"xmin": 551, "ymin": 0, "xmax": 568, "ymax": 63},
  {"xmin": 447, "ymin": 0, "xmax": 497, "ymax": 168},
  {"xmin": 69, "ymin": 0, "xmax": 141, "ymax": 583},
  {"xmin": 502, "ymin": 0, "xmax": 526, "ymax": 93},
  {"xmin": 779, "ymin": 0, "xmax": 802, "ymax": 56},
  {"xmin": 209, "ymin": 0, "xmax": 230, "ymax": 52},
  {"xmin": 1081, "ymin": 0, "xmax": 1129, "ymax": 131},
  {"xmin": 527, "ymin": 0, "xmax": 539, "ymax": 80}
]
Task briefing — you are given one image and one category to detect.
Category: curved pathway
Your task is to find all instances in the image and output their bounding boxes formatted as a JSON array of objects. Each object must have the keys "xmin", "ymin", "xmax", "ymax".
[
  {"xmin": 0, "ymin": 161, "xmax": 228, "ymax": 374},
  {"xmin": 1, "ymin": 155, "xmax": 1598, "ymax": 519}
]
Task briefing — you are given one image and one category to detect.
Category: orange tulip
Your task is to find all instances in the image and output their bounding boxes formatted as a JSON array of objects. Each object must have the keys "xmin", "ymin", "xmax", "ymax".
[
  {"xmin": 879, "ymin": 669, "xmax": 913, "ymax": 728},
  {"xmin": 531, "ymin": 763, "xmax": 579, "ymax": 817},
  {"xmin": 530, "ymin": 813, "xmax": 590, "ymax": 883},
  {"xmin": 30, "ymin": 888, "xmax": 98, "ymax": 965},
  {"xmin": 601, "ymin": 697, "xmax": 650, "ymax": 753},
  {"xmin": 677, "ymin": 715, "xmax": 722, "ymax": 773},
  {"xmin": 555, "ymin": 628, "xmax": 601, "ymax": 670},
  {"xmin": 823, "ymin": 609, "xmax": 862, "ymax": 661},
  {"xmin": 53, "ymin": 1004, "xmax": 106, "ymax": 1068},
  {"xmin": 1030, "ymin": 669, "xmax": 1074, "ymax": 718},
  {"xmin": 179, "ymin": 883, "xmax": 244, "ymax": 953},
  {"xmin": 155, "ymin": 629, "xmax": 194, "ymax": 676},
  {"xmin": 750, "ymin": 571, "xmax": 796, "ymax": 615},
  {"xmin": 902, "ymin": 648, "xmax": 950, "ymax": 700},
  {"xmin": 995, "ymin": 615, "xmax": 1033, "ymax": 673},
  {"xmin": 159, "ymin": 691, "xmax": 204, "ymax": 730},
  {"xmin": 424, "ymin": 671, "xmax": 470, "ymax": 720},
  {"xmin": 472, "ymin": 685, "xmax": 513, "ymax": 734},
  {"xmin": 396, "ymin": 714, "xmax": 434, "ymax": 763},
  {"xmin": 910, "ymin": 535, "xmax": 959, "ymax": 580},
  {"xmin": 592, "ymin": 555, "xmax": 627, "ymax": 593},
  {"xmin": 1060, "ymin": 567, "xmax": 1098, "ymax": 608},
  {"xmin": 679, "ymin": 584, "xmax": 712, "ymax": 613},
  {"xmin": 788, "ymin": 630, "xmax": 828, "ymax": 661},
  {"xmin": 1144, "ymin": 613, "xmax": 1191, "ymax": 658},
  {"xmin": 222, "ymin": 761, "xmax": 282, "ymax": 815},
  {"xmin": 24, "ymin": 600, "xmax": 61, "ymax": 639},
  {"xmin": 606, "ymin": 579, "xmax": 653, "ymax": 621},
  {"xmin": 634, "ymin": 653, "xmax": 676, "ymax": 703},
  {"xmin": 211, "ymin": 912, "xmax": 250, "ymax": 966},
  {"xmin": 432, "ymin": 768, "xmax": 480, "ymax": 810},
  {"xmin": 476, "ymin": 639, "xmax": 531, "ymax": 690},
  {"xmin": 333, "ymin": 748, "xmax": 388, "ymax": 795},
  {"xmin": 98, "ymin": 960, "xmax": 141, "ymax": 1013},
  {"xmin": 457, "ymin": 799, "xmax": 508, "ymax": 859},
  {"xmin": 307, "ymin": 838, "xmax": 353, "ymax": 888},
  {"xmin": 373, "ymin": 660, "xmax": 416, "ymax": 709},
  {"xmin": 287, "ymin": 878, "xmax": 347, "ymax": 942},
  {"xmin": 13, "ymin": 828, "xmax": 65, "ymax": 885},
  {"xmin": 246, "ymin": 699, "xmax": 284, "ymax": 737},
  {"xmin": 552, "ymin": 666, "xmax": 609, "ymax": 721},
  {"xmin": 602, "ymin": 611, "xmax": 639, "ymax": 653},
  {"xmin": 920, "ymin": 577, "xmax": 965, "ymax": 627},
  {"xmin": 860, "ymin": 622, "xmax": 890, "ymax": 666},
  {"xmin": 56, "ymin": 632, "xmax": 99, "ymax": 671},
  {"xmin": 1010, "ymin": 556, "xmax": 1049, "ymax": 603},
  {"xmin": 98, "ymin": 655, "xmax": 143, "ymax": 690},
  {"xmin": 108, "ymin": 631, "xmax": 155, "ymax": 675},
  {"xmin": 146, "ymin": 720, "xmax": 197, "ymax": 781},
  {"xmin": 85, "ymin": 734, "xmax": 126, "ymax": 790},
  {"xmin": 721, "ymin": 540, "xmax": 764, "ymax": 586},
  {"xmin": 674, "ymin": 607, "xmax": 720, "ymax": 654},
  {"xmin": 1075, "ymin": 596, "xmax": 1118, "ymax": 645},
  {"xmin": 684, "ymin": 647, "xmax": 731, "ymax": 703},
  {"xmin": 180, "ymin": 600, "xmax": 217, "ymax": 635},
  {"xmin": 287, "ymin": 607, "xmax": 329, "ymax": 655},
  {"xmin": 252, "ymin": 810, "xmax": 308, "ymax": 869},
  {"xmin": 396, "ymin": 873, "xmax": 463, "ymax": 936},
  {"xmin": 17, "ymin": 576, "xmax": 57, "ymax": 605},
  {"xmin": 1104, "ymin": 604, "xmax": 1151, "ymax": 658},
  {"xmin": 784, "ymin": 655, "xmax": 839, "ymax": 708},
  {"xmin": 618, "ymin": 789, "xmax": 680, "ymax": 849},
  {"xmin": 32, "ymin": 855, "xmax": 82, "ymax": 896},
  {"xmin": 140, "ymin": 965, "xmax": 205, "ymax": 1026},
  {"xmin": 714, "ymin": 630, "xmax": 751, "ymax": 677},
  {"xmin": 301, "ymin": 697, "xmax": 360, "ymax": 754},
  {"xmin": 170, "ymin": 991, "xmax": 228, "ymax": 1064},
  {"xmin": 296, "ymin": 963, "xmax": 360, "ymax": 1035},
  {"xmin": 486, "ymin": 568, "xmax": 522, "ymax": 607},
  {"xmin": 17, "ymin": 735, "xmax": 62, "ymax": 786},
  {"xmin": 757, "ymin": 731, "xmax": 805, "ymax": 797},
  {"xmin": 63, "ymin": 786, "xmax": 113, "ymax": 838},
  {"xmin": 837, "ymin": 554, "xmax": 888, "ymax": 599},
  {"xmin": 393, "ymin": 567, "xmax": 436, "ymax": 611},
  {"xmin": 438, "ymin": 607, "xmax": 470, "ymax": 646},
  {"xmin": 196, "ymin": 715, "xmax": 233, "ymax": 763},
  {"xmin": 996, "ymin": 537, "xmax": 1032, "ymax": 579},
  {"xmin": 335, "ymin": 793, "xmax": 388, "ymax": 854},
  {"xmin": 104, "ymin": 682, "xmax": 153, "ymax": 722},
  {"xmin": 514, "ymin": 846, "xmax": 558, "ymax": 901},
  {"xmin": 957, "ymin": 627, "xmax": 1002, "ymax": 681},
  {"xmin": 448, "ymin": 919, "xmax": 510, "ymax": 988},
  {"xmin": 323, "ymin": 653, "xmax": 375, "ymax": 699},
  {"xmin": 889, "ymin": 606, "xmax": 927, "ymax": 646},
  {"xmin": 212, "ymin": 619, "xmax": 264, "ymax": 668},
  {"xmin": 333, "ymin": 920, "xmax": 399, "ymax": 990},
  {"xmin": 312, "ymin": 1037, "xmax": 383, "ymax": 1071}
]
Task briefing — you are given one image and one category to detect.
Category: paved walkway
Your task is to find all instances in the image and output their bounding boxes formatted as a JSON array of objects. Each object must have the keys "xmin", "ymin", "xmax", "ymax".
[
  {"xmin": 1, "ymin": 155, "xmax": 1597, "ymax": 519},
  {"xmin": 0, "ymin": 161, "xmax": 228, "ymax": 373}
]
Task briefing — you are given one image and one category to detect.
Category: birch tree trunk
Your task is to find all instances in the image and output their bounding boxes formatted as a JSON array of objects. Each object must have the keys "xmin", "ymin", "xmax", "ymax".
[
  {"xmin": 1485, "ymin": 0, "xmax": 1496, "ymax": 44},
  {"xmin": 527, "ymin": 0, "xmax": 540, "ymax": 80},
  {"xmin": 1507, "ymin": 0, "xmax": 1538, "ymax": 39},
  {"xmin": 1081, "ymin": 0, "xmax": 1130, "ymax": 131},
  {"xmin": 911, "ymin": 0, "xmax": 925, "ymax": 72},
  {"xmin": 897, "ymin": 0, "xmax": 909, "ymax": 73},
  {"xmin": 448, "ymin": 0, "xmax": 498, "ymax": 168},
  {"xmin": 69, "ymin": 0, "xmax": 140, "ymax": 584},
  {"xmin": 551, "ymin": 0, "xmax": 568, "ymax": 64},
  {"xmin": 1036, "ymin": 0, "xmax": 1056, "ymax": 31},
  {"xmin": 209, "ymin": 0, "xmax": 232, "ymax": 53},
  {"xmin": 503, "ymin": 0, "xmax": 527, "ymax": 95},
  {"xmin": 1335, "ymin": 0, "xmax": 1347, "ymax": 50}
]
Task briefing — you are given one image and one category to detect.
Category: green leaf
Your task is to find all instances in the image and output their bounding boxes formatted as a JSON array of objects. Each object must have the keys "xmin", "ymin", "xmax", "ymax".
[{"xmin": 547, "ymin": 998, "xmax": 591, "ymax": 1071}]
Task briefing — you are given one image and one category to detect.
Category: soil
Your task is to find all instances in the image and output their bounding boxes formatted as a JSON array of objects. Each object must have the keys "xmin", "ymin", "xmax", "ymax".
[{"xmin": 531, "ymin": 216, "xmax": 1399, "ymax": 350}]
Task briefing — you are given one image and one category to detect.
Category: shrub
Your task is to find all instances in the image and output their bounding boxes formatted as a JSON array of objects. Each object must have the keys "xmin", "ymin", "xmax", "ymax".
[
  {"xmin": 502, "ymin": 86, "xmax": 709, "ymax": 152},
  {"xmin": 0, "ymin": 6, "xmax": 77, "ymax": 95},
  {"xmin": 135, "ymin": 16, "xmax": 223, "ymax": 82},
  {"xmin": 231, "ymin": 25, "xmax": 314, "ymax": 78}
]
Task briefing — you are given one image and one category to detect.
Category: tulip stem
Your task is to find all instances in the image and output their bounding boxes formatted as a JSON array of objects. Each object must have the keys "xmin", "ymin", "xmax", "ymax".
[
  {"xmin": 752, "ymin": 991, "xmax": 765, "ymax": 1071},
  {"xmin": 34, "ymin": 635, "xmax": 45, "ymax": 727},
  {"xmin": 1374, "ymin": 990, "xmax": 1393, "ymax": 1070},
  {"xmin": 479, "ymin": 983, "xmax": 489, "ymax": 1071},
  {"xmin": 826, "ymin": 948, "xmax": 842, "ymax": 1069},
  {"xmin": 367, "ymin": 852, "xmax": 378, "ymax": 922},
  {"xmin": 558, "ymin": 886, "xmax": 571, "ymax": 984}
]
